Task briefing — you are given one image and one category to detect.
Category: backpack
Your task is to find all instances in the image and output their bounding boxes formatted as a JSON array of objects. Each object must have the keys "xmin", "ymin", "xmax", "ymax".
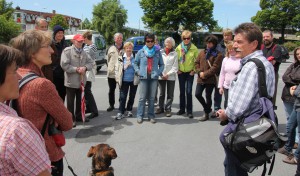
[
  {"xmin": 219, "ymin": 58, "xmax": 287, "ymax": 175},
  {"xmin": 279, "ymin": 45, "xmax": 290, "ymax": 60}
]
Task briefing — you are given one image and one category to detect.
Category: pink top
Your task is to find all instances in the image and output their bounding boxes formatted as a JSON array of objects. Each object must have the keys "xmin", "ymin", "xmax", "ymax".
[
  {"xmin": 0, "ymin": 102, "xmax": 51, "ymax": 176},
  {"xmin": 218, "ymin": 56, "xmax": 241, "ymax": 89}
]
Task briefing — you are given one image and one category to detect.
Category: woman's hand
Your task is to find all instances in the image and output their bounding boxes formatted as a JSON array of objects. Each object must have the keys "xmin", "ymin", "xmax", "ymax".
[
  {"xmin": 177, "ymin": 70, "xmax": 182, "ymax": 74},
  {"xmin": 290, "ymin": 85, "xmax": 297, "ymax": 96},
  {"xmin": 219, "ymin": 88, "xmax": 224, "ymax": 95}
]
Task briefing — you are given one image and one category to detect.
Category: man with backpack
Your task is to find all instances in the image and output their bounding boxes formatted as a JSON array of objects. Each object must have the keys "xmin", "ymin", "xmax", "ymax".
[
  {"xmin": 217, "ymin": 23, "xmax": 275, "ymax": 176},
  {"xmin": 262, "ymin": 30, "xmax": 282, "ymax": 109}
]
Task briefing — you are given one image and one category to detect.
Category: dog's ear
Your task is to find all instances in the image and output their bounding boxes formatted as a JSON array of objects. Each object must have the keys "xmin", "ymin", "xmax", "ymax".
[{"xmin": 87, "ymin": 146, "xmax": 95, "ymax": 157}]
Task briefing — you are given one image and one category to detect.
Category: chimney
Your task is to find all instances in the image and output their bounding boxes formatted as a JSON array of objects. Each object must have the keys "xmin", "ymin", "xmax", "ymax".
[{"xmin": 52, "ymin": 10, "xmax": 56, "ymax": 14}]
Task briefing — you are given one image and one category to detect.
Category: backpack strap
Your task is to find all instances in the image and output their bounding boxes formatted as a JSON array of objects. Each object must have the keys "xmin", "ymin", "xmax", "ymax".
[
  {"xmin": 246, "ymin": 58, "xmax": 269, "ymax": 98},
  {"xmin": 271, "ymin": 44, "xmax": 277, "ymax": 53}
]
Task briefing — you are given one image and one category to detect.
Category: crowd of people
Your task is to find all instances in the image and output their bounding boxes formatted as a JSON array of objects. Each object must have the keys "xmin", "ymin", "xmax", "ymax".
[{"xmin": 1, "ymin": 17, "xmax": 300, "ymax": 176}]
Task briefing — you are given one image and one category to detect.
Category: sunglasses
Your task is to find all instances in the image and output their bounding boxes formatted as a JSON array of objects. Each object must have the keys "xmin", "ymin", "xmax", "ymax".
[
  {"xmin": 183, "ymin": 38, "xmax": 191, "ymax": 40},
  {"xmin": 146, "ymin": 40, "xmax": 154, "ymax": 43}
]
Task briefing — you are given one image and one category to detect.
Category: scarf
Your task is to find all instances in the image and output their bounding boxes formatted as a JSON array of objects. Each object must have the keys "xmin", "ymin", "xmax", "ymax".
[
  {"xmin": 165, "ymin": 48, "xmax": 173, "ymax": 56},
  {"xmin": 123, "ymin": 53, "xmax": 133, "ymax": 70},
  {"xmin": 73, "ymin": 45, "xmax": 82, "ymax": 54},
  {"xmin": 205, "ymin": 47, "xmax": 218, "ymax": 60},
  {"xmin": 180, "ymin": 42, "xmax": 191, "ymax": 64},
  {"xmin": 143, "ymin": 45, "xmax": 156, "ymax": 58}
]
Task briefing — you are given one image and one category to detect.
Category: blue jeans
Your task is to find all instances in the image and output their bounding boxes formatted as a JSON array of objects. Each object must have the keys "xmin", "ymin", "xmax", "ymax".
[
  {"xmin": 224, "ymin": 149, "xmax": 248, "ymax": 176},
  {"xmin": 284, "ymin": 101, "xmax": 299, "ymax": 143},
  {"xmin": 178, "ymin": 72, "xmax": 194, "ymax": 113},
  {"xmin": 119, "ymin": 81, "xmax": 138, "ymax": 114},
  {"xmin": 137, "ymin": 78, "xmax": 158, "ymax": 119},
  {"xmin": 214, "ymin": 86, "xmax": 222, "ymax": 111},
  {"xmin": 285, "ymin": 110, "xmax": 300, "ymax": 159}
]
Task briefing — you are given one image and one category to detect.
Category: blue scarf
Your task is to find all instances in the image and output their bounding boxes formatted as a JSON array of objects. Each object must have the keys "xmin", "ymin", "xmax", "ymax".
[
  {"xmin": 205, "ymin": 47, "xmax": 218, "ymax": 60},
  {"xmin": 179, "ymin": 42, "xmax": 191, "ymax": 64},
  {"xmin": 143, "ymin": 45, "xmax": 155, "ymax": 57}
]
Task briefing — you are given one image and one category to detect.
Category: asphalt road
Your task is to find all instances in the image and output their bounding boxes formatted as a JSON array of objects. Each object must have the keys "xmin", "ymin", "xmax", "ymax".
[{"xmin": 63, "ymin": 58, "xmax": 296, "ymax": 176}]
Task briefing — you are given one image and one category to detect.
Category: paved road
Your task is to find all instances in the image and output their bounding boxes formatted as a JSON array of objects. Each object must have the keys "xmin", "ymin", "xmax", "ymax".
[{"xmin": 63, "ymin": 59, "xmax": 296, "ymax": 176}]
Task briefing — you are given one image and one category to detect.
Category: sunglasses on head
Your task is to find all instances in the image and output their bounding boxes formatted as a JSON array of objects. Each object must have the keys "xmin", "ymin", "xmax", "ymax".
[
  {"xmin": 146, "ymin": 40, "xmax": 154, "ymax": 43},
  {"xmin": 183, "ymin": 37, "xmax": 191, "ymax": 40}
]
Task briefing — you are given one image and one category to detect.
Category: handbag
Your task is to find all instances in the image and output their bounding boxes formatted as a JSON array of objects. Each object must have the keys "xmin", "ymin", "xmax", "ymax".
[
  {"xmin": 45, "ymin": 115, "xmax": 66, "ymax": 147},
  {"xmin": 206, "ymin": 59, "xmax": 219, "ymax": 85}
]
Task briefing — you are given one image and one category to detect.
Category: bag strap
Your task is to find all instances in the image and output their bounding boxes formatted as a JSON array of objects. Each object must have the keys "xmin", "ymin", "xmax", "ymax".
[
  {"xmin": 246, "ymin": 58, "xmax": 269, "ymax": 98},
  {"xmin": 41, "ymin": 114, "xmax": 50, "ymax": 137}
]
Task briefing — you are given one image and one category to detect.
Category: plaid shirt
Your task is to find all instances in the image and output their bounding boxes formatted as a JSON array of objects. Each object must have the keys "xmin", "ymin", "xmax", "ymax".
[
  {"xmin": 0, "ymin": 102, "xmax": 51, "ymax": 175},
  {"xmin": 225, "ymin": 50, "xmax": 275, "ymax": 122}
]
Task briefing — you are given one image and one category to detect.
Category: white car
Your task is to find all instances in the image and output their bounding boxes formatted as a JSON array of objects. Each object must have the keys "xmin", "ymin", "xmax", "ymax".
[{"xmin": 65, "ymin": 30, "xmax": 107, "ymax": 72}]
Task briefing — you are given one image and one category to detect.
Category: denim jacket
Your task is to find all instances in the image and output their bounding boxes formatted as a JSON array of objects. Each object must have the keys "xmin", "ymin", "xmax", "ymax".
[{"xmin": 134, "ymin": 48, "xmax": 164, "ymax": 80}]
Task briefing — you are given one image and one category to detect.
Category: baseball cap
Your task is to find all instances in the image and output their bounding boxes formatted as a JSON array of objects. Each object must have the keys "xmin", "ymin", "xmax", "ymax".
[{"xmin": 73, "ymin": 34, "xmax": 84, "ymax": 42}]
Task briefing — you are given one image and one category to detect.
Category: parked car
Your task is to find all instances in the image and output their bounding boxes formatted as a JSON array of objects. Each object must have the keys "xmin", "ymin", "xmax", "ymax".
[
  {"xmin": 65, "ymin": 30, "xmax": 107, "ymax": 72},
  {"xmin": 125, "ymin": 36, "xmax": 144, "ymax": 55}
]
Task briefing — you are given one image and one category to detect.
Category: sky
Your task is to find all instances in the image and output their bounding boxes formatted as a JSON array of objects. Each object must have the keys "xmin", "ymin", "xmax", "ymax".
[{"xmin": 8, "ymin": 0, "xmax": 261, "ymax": 30}]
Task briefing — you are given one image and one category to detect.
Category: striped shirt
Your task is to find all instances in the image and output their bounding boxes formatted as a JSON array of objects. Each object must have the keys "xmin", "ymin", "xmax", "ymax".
[
  {"xmin": 0, "ymin": 102, "xmax": 51, "ymax": 175},
  {"xmin": 83, "ymin": 43, "xmax": 97, "ymax": 60},
  {"xmin": 225, "ymin": 50, "xmax": 275, "ymax": 122}
]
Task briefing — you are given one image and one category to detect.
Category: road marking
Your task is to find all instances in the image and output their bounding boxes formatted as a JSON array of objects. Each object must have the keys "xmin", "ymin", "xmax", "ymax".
[{"xmin": 95, "ymin": 76, "xmax": 107, "ymax": 79}]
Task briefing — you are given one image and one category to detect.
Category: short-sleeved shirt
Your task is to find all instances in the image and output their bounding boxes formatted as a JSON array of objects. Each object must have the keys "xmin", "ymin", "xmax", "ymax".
[{"xmin": 0, "ymin": 102, "xmax": 51, "ymax": 176}]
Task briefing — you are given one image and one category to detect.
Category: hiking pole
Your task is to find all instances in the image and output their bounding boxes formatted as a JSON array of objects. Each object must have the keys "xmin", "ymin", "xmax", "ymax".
[{"xmin": 64, "ymin": 155, "xmax": 77, "ymax": 176}]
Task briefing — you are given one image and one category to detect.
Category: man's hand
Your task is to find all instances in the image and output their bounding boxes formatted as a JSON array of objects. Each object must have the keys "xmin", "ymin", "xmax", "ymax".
[
  {"xmin": 217, "ymin": 109, "xmax": 228, "ymax": 121},
  {"xmin": 219, "ymin": 88, "xmax": 224, "ymax": 95},
  {"xmin": 77, "ymin": 67, "xmax": 87, "ymax": 74},
  {"xmin": 290, "ymin": 85, "xmax": 297, "ymax": 96}
]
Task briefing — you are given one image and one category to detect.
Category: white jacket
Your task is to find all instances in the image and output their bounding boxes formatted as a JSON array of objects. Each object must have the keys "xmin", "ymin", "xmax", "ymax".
[{"xmin": 159, "ymin": 49, "xmax": 178, "ymax": 81}]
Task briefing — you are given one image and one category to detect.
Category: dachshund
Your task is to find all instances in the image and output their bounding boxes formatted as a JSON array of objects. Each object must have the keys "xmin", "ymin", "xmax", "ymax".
[{"xmin": 87, "ymin": 144, "xmax": 118, "ymax": 176}]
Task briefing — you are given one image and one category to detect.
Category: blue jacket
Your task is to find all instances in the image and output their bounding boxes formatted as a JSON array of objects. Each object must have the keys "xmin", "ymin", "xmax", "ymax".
[{"xmin": 134, "ymin": 47, "xmax": 164, "ymax": 80}]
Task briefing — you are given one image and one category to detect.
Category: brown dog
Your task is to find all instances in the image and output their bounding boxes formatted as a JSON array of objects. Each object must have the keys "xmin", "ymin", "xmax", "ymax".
[{"xmin": 87, "ymin": 144, "xmax": 117, "ymax": 176}]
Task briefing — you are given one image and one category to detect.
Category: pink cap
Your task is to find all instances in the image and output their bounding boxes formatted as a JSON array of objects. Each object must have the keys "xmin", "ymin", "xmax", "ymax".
[{"xmin": 73, "ymin": 34, "xmax": 84, "ymax": 42}]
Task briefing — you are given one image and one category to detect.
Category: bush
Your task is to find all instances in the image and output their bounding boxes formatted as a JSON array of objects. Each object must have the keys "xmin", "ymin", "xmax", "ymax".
[{"xmin": 283, "ymin": 42, "xmax": 299, "ymax": 52}]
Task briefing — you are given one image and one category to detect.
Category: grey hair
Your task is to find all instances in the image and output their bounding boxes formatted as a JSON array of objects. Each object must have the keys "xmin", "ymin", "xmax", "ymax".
[
  {"xmin": 164, "ymin": 37, "xmax": 175, "ymax": 48},
  {"xmin": 114, "ymin": 33, "xmax": 123, "ymax": 39},
  {"xmin": 35, "ymin": 17, "xmax": 47, "ymax": 26}
]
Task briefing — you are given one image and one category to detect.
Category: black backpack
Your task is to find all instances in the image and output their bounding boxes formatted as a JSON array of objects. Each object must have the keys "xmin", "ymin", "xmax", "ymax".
[
  {"xmin": 279, "ymin": 45, "xmax": 290, "ymax": 60},
  {"xmin": 220, "ymin": 58, "xmax": 287, "ymax": 175}
]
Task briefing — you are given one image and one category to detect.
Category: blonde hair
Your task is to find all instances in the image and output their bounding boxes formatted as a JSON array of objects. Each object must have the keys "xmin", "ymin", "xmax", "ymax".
[
  {"xmin": 225, "ymin": 41, "xmax": 234, "ymax": 57},
  {"xmin": 223, "ymin": 28, "xmax": 233, "ymax": 36},
  {"xmin": 123, "ymin": 41, "xmax": 134, "ymax": 49},
  {"xmin": 181, "ymin": 30, "xmax": 192, "ymax": 39},
  {"xmin": 10, "ymin": 29, "xmax": 52, "ymax": 65}
]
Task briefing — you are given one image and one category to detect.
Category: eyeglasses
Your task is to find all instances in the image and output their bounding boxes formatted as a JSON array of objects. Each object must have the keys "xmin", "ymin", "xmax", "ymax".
[
  {"xmin": 183, "ymin": 38, "xmax": 191, "ymax": 40},
  {"xmin": 146, "ymin": 40, "xmax": 154, "ymax": 43}
]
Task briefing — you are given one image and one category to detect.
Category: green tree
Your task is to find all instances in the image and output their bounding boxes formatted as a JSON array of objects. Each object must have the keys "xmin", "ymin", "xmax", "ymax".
[
  {"xmin": 211, "ymin": 24, "xmax": 223, "ymax": 32},
  {"xmin": 139, "ymin": 0, "xmax": 217, "ymax": 32},
  {"xmin": 82, "ymin": 18, "xmax": 92, "ymax": 29},
  {"xmin": 48, "ymin": 14, "xmax": 69, "ymax": 30},
  {"xmin": 0, "ymin": 0, "xmax": 20, "ymax": 44},
  {"xmin": 251, "ymin": 0, "xmax": 300, "ymax": 43},
  {"xmin": 92, "ymin": 0, "xmax": 127, "ymax": 45}
]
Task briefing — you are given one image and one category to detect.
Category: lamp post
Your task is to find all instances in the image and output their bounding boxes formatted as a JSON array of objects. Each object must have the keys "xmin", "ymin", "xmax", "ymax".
[{"xmin": 115, "ymin": 13, "xmax": 122, "ymax": 32}]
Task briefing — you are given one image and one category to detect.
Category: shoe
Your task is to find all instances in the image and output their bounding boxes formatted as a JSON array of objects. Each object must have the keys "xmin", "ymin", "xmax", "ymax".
[
  {"xmin": 176, "ymin": 110, "xmax": 185, "ymax": 115},
  {"xmin": 277, "ymin": 147, "xmax": 291, "ymax": 156},
  {"xmin": 210, "ymin": 111, "xmax": 217, "ymax": 118},
  {"xmin": 165, "ymin": 110, "xmax": 172, "ymax": 117},
  {"xmin": 145, "ymin": 101, "xmax": 149, "ymax": 106},
  {"xmin": 154, "ymin": 102, "xmax": 158, "ymax": 106},
  {"xmin": 187, "ymin": 113, "xmax": 194, "ymax": 119},
  {"xmin": 155, "ymin": 108, "xmax": 164, "ymax": 114},
  {"xmin": 127, "ymin": 111, "xmax": 133, "ymax": 117},
  {"xmin": 76, "ymin": 117, "xmax": 90, "ymax": 122},
  {"xmin": 116, "ymin": 113, "xmax": 124, "ymax": 120},
  {"xmin": 283, "ymin": 154, "xmax": 297, "ymax": 165},
  {"xmin": 72, "ymin": 122, "xmax": 76, "ymax": 128},
  {"xmin": 107, "ymin": 106, "xmax": 114, "ymax": 112},
  {"xmin": 199, "ymin": 113, "xmax": 209, "ymax": 121},
  {"xmin": 150, "ymin": 118, "xmax": 156, "ymax": 124},
  {"xmin": 294, "ymin": 143, "xmax": 298, "ymax": 149},
  {"xmin": 87, "ymin": 113, "xmax": 98, "ymax": 119},
  {"xmin": 137, "ymin": 118, "xmax": 143, "ymax": 124}
]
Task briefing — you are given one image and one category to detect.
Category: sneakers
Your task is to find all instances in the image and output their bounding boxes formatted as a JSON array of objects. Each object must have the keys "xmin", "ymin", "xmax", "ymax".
[
  {"xmin": 283, "ymin": 154, "xmax": 297, "ymax": 165},
  {"xmin": 277, "ymin": 147, "xmax": 291, "ymax": 156},
  {"xmin": 137, "ymin": 118, "xmax": 143, "ymax": 124},
  {"xmin": 199, "ymin": 113, "xmax": 209, "ymax": 121},
  {"xmin": 107, "ymin": 106, "xmax": 115, "ymax": 112},
  {"xmin": 72, "ymin": 122, "xmax": 76, "ymax": 128},
  {"xmin": 165, "ymin": 110, "xmax": 172, "ymax": 117},
  {"xmin": 115, "ymin": 113, "xmax": 124, "ymax": 120},
  {"xmin": 150, "ymin": 118, "xmax": 156, "ymax": 124},
  {"xmin": 145, "ymin": 101, "xmax": 149, "ymax": 106},
  {"xmin": 127, "ymin": 111, "xmax": 133, "ymax": 117},
  {"xmin": 176, "ymin": 110, "xmax": 185, "ymax": 115},
  {"xmin": 187, "ymin": 113, "xmax": 194, "ymax": 119},
  {"xmin": 87, "ymin": 113, "xmax": 98, "ymax": 119},
  {"xmin": 210, "ymin": 111, "xmax": 218, "ymax": 118},
  {"xmin": 155, "ymin": 108, "xmax": 164, "ymax": 114}
]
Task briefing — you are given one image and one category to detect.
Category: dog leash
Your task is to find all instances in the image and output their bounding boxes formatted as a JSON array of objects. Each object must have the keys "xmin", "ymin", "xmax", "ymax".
[{"xmin": 64, "ymin": 155, "xmax": 78, "ymax": 176}]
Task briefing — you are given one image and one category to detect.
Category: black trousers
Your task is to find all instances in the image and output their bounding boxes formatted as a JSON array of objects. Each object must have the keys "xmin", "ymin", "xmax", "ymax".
[
  {"xmin": 53, "ymin": 76, "xmax": 66, "ymax": 102},
  {"xmin": 108, "ymin": 77, "xmax": 117, "ymax": 107},
  {"xmin": 85, "ymin": 81, "xmax": 98, "ymax": 114},
  {"xmin": 195, "ymin": 83, "xmax": 215, "ymax": 114},
  {"xmin": 51, "ymin": 158, "xmax": 63, "ymax": 176},
  {"xmin": 66, "ymin": 87, "xmax": 81, "ymax": 121}
]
